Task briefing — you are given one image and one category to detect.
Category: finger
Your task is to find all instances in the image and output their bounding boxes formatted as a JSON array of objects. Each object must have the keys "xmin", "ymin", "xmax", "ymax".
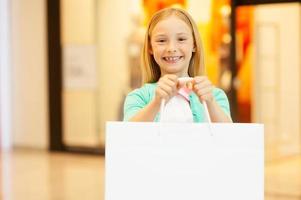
[
  {"xmin": 158, "ymin": 90, "xmax": 169, "ymax": 100},
  {"xmin": 193, "ymin": 76, "xmax": 207, "ymax": 84},
  {"xmin": 186, "ymin": 81, "xmax": 193, "ymax": 90},
  {"xmin": 178, "ymin": 78, "xmax": 194, "ymax": 89},
  {"xmin": 162, "ymin": 79, "xmax": 178, "ymax": 94},
  {"xmin": 196, "ymin": 87, "xmax": 212, "ymax": 97},
  {"xmin": 162, "ymin": 78, "xmax": 177, "ymax": 88},
  {"xmin": 199, "ymin": 93, "xmax": 213, "ymax": 102},
  {"xmin": 158, "ymin": 83, "xmax": 173, "ymax": 96},
  {"xmin": 193, "ymin": 79, "xmax": 212, "ymax": 89},
  {"xmin": 166, "ymin": 74, "xmax": 178, "ymax": 83},
  {"xmin": 196, "ymin": 83, "xmax": 212, "ymax": 91},
  {"xmin": 177, "ymin": 80, "xmax": 187, "ymax": 89}
]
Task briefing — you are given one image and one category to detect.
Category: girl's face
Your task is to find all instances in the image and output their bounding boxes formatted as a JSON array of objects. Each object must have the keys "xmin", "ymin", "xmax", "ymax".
[{"xmin": 150, "ymin": 16, "xmax": 195, "ymax": 77}]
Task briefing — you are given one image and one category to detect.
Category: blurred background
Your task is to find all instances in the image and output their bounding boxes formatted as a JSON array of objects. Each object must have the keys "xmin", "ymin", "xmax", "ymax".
[{"xmin": 0, "ymin": 0, "xmax": 300, "ymax": 199}]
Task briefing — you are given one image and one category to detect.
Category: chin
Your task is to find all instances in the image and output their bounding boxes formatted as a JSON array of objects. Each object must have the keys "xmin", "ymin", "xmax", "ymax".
[{"xmin": 164, "ymin": 66, "xmax": 184, "ymax": 74}]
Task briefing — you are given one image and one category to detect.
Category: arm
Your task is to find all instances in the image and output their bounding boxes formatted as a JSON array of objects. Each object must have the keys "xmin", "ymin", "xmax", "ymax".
[
  {"xmin": 126, "ymin": 74, "xmax": 178, "ymax": 122},
  {"xmin": 129, "ymin": 98, "xmax": 161, "ymax": 122},
  {"xmin": 205, "ymin": 98, "xmax": 232, "ymax": 123},
  {"xmin": 193, "ymin": 76, "xmax": 232, "ymax": 123}
]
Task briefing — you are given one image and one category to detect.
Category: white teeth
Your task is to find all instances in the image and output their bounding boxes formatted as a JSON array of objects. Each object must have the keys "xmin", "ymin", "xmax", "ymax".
[{"xmin": 164, "ymin": 56, "xmax": 181, "ymax": 61}]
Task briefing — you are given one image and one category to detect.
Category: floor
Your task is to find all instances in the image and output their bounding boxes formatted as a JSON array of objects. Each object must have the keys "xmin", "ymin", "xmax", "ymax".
[
  {"xmin": 265, "ymin": 155, "xmax": 301, "ymax": 200},
  {"xmin": 0, "ymin": 149, "xmax": 300, "ymax": 200}
]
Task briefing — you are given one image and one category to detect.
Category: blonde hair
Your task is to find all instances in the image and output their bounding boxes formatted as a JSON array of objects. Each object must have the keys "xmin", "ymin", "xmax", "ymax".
[{"xmin": 141, "ymin": 7, "xmax": 205, "ymax": 83}]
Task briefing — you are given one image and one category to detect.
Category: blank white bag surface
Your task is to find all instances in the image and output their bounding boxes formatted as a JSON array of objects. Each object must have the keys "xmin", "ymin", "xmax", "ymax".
[{"xmin": 105, "ymin": 122, "xmax": 264, "ymax": 200}]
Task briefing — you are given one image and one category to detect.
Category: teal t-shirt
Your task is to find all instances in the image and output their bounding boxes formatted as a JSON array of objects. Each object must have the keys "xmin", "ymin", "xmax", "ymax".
[{"xmin": 123, "ymin": 83, "xmax": 231, "ymax": 122}]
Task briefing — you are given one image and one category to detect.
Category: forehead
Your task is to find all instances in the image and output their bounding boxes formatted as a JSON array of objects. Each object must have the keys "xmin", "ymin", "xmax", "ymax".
[{"xmin": 151, "ymin": 16, "xmax": 192, "ymax": 36}]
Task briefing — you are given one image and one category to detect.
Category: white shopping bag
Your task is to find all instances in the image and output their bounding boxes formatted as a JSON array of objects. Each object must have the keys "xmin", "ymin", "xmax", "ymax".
[{"xmin": 105, "ymin": 122, "xmax": 264, "ymax": 200}]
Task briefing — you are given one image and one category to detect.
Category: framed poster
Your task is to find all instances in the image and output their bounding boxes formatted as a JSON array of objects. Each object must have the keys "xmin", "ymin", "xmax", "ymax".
[{"xmin": 62, "ymin": 45, "xmax": 97, "ymax": 90}]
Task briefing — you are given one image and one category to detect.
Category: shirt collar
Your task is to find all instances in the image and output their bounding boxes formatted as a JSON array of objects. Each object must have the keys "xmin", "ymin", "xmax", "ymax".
[{"xmin": 178, "ymin": 87, "xmax": 192, "ymax": 101}]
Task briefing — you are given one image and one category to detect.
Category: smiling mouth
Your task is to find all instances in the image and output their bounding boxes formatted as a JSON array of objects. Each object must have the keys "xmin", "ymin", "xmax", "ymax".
[{"xmin": 162, "ymin": 56, "xmax": 183, "ymax": 63}]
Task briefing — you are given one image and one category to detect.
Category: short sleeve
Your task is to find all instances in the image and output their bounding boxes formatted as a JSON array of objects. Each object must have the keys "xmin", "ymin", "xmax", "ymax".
[
  {"xmin": 123, "ymin": 89, "xmax": 148, "ymax": 121},
  {"xmin": 213, "ymin": 88, "xmax": 231, "ymax": 118}
]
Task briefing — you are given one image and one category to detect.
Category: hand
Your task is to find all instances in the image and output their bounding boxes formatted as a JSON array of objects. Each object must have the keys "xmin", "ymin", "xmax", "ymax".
[
  {"xmin": 177, "ymin": 77, "xmax": 194, "ymax": 90},
  {"xmin": 154, "ymin": 74, "xmax": 178, "ymax": 103},
  {"xmin": 193, "ymin": 76, "xmax": 214, "ymax": 103}
]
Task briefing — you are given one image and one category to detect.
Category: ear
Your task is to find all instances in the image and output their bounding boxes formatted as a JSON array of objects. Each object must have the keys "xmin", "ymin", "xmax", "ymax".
[
  {"xmin": 192, "ymin": 43, "xmax": 196, "ymax": 52},
  {"xmin": 149, "ymin": 47, "xmax": 153, "ymax": 55}
]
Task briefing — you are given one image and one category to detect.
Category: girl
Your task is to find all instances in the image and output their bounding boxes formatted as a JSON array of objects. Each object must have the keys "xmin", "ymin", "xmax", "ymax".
[{"xmin": 123, "ymin": 7, "xmax": 232, "ymax": 123}]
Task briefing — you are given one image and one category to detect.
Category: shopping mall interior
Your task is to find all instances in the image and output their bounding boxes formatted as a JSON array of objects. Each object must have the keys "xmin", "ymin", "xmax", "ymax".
[{"xmin": 0, "ymin": 0, "xmax": 300, "ymax": 199}]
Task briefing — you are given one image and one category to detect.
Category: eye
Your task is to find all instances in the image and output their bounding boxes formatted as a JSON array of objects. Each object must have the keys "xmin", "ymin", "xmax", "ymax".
[
  {"xmin": 178, "ymin": 37, "xmax": 187, "ymax": 42},
  {"xmin": 156, "ymin": 39, "xmax": 166, "ymax": 43}
]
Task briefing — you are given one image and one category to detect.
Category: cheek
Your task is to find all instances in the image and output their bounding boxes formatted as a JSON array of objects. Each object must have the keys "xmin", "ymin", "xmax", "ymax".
[
  {"xmin": 150, "ymin": 47, "xmax": 161, "ymax": 63},
  {"xmin": 153, "ymin": 52, "xmax": 162, "ymax": 63},
  {"xmin": 152, "ymin": 46, "xmax": 164, "ymax": 57},
  {"xmin": 184, "ymin": 45, "xmax": 195, "ymax": 58},
  {"xmin": 184, "ymin": 42, "xmax": 194, "ymax": 51}
]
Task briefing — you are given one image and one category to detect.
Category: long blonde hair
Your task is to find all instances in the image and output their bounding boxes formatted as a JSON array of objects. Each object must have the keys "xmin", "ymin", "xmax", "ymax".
[{"xmin": 141, "ymin": 7, "xmax": 205, "ymax": 83}]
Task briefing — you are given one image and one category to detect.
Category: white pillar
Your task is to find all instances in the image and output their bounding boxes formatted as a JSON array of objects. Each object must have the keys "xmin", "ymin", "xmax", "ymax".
[{"xmin": 0, "ymin": 0, "xmax": 12, "ymax": 150}]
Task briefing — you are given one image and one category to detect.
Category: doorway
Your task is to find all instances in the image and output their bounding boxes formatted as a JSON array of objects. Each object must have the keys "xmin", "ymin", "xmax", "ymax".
[{"xmin": 234, "ymin": 1, "xmax": 301, "ymax": 160}]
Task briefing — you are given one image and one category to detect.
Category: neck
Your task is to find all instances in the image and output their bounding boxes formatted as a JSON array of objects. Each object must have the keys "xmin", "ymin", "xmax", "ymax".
[{"xmin": 160, "ymin": 72, "xmax": 189, "ymax": 78}]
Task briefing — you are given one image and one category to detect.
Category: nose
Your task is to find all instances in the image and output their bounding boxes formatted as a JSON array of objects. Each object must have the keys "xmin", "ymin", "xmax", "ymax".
[{"xmin": 167, "ymin": 41, "xmax": 177, "ymax": 53}]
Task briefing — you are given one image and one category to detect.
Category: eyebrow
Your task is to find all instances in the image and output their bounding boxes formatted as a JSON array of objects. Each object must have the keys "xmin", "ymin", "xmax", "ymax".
[
  {"xmin": 176, "ymin": 32, "xmax": 189, "ymax": 36},
  {"xmin": 153, "ymin": 34, "xmax": 166, "ymax": 38},
  {"xmin": 153, "ymin": 32, "xmax": 189, "ymax": 38}
]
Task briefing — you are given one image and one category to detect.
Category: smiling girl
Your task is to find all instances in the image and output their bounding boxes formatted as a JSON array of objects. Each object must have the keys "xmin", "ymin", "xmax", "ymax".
[{"xmin": 123, "ymin": 7, "xmax": 232, "ymax": 123}]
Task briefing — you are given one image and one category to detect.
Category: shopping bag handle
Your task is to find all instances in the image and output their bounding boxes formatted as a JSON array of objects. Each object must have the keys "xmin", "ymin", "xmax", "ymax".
[
  {"xmin": 158, "ymin": 77, "xmax": 213, "ymax": 136},
  {"xmin": 159, "ymin": 98, "xmax": 213, "ymax": 136},
  {"xmin": 159, "ymin": 99, "xmax": 211, "ymax": 123},
  {"xmin": 202, "ymin": 100, "xmax": 212, "ymax": 123},
  {"xmin": 159, "ymin": 77, "xmax": 212, "ymax": 123}
]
